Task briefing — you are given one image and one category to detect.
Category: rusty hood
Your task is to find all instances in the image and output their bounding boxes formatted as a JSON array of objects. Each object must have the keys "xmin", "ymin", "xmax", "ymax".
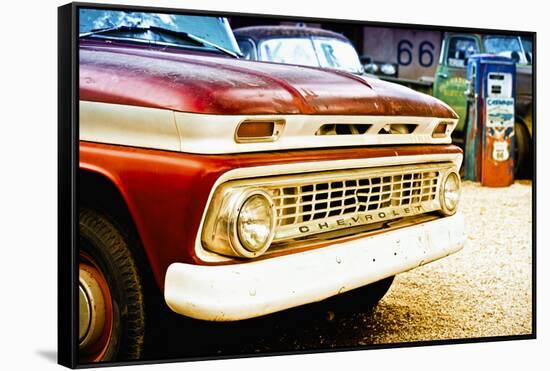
[{"xmin": 80, "ymin": 40, "xmax": 457, "ymax": 118}]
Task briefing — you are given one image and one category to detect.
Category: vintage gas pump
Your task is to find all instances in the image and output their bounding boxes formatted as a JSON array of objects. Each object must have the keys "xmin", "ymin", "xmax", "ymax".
[{"xmin": 464, "ymin": 55, "xmax": 516, "ymax": 186}]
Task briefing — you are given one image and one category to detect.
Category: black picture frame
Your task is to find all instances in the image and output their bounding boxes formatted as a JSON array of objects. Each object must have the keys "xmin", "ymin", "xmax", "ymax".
[{"xmin": 58, "ymin": 2, "xmax": 536, "ymax": 368}]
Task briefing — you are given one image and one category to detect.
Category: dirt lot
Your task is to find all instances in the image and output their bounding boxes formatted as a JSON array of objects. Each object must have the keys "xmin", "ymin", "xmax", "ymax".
[{"xmin": 149, "ymin": 180, "xmax": 533, "ymax": 361}]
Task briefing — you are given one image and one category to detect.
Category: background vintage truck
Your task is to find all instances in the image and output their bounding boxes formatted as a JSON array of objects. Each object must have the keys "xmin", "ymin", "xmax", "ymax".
[{"xmin": 360, "ymin": 30, "xmax": 533, "ymax": 177}]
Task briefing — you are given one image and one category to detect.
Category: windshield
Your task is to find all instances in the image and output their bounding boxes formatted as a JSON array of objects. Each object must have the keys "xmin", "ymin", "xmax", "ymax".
[
  {"xmin": 483, "ymin": 36, "xmax": 528, "ymax": 64},
  {"xmin": 447, "ymin": 37, "xmax": 479, "ymax": 67},
  {"xmin": 79, "ymin": 9, "xmax": 240, "ymax": 54},
  {"xmin": 312, "ymin": 38, "xmax": 363, "ymax": 74},
  {"xmin": 259, "ymin": 37, "xmax": 363, "ymax": 74}
]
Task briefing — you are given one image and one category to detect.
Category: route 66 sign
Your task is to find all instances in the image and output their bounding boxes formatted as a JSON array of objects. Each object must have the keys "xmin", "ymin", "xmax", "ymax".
[{"xmin": 492, "ymin": 140, "xmax": 510, "ymax": 161}]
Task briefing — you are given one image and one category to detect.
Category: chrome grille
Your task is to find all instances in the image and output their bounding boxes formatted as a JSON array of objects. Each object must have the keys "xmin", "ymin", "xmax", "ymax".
[
  {"xmin": 271, "ymin": 171, "xmax": 439, "ymax": 226},
  {"xmin": 259, "ymin": 163, "xmax": 453, "ymax": 242},
  {"xmin": 201, "ymin": 162, "xmax": 455, "ymax": 256}
]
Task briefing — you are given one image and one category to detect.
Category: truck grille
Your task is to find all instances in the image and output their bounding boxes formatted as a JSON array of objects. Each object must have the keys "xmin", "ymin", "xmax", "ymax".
[
  {"xmin": 263, "ymin": 163, "xmax": 452, "ymax": 242},
  {"xmin": 201, "ymin": 162, "xmax": 456, "ymax": 257},
  {"xmin": 271, "ymin": 172, "xmax": 438, "ymax": 226}
]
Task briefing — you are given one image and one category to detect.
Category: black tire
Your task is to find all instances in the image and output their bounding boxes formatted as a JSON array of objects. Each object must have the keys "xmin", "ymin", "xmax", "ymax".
[
  {"xmin": 514, "ymin": 121, "xmax": 531, "ymax": 179},
  {"xmin": 323, "ymin": 276, "xmax": 395, "ymax": 313},
  {"xmin": 79, "ymin": 208, "xmax": 146, "ymax": 363}
]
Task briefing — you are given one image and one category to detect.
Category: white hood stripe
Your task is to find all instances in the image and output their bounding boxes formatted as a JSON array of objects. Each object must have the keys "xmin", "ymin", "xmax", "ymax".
[{"xmin": 80, "ymin": 101, "xmax": 457, "ymax": 154}]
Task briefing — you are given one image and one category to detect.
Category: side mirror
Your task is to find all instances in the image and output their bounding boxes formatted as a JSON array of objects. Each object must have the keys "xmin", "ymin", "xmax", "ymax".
[
  {"xmin": 362, "ymin": 56, "xmax": 378, "ymax": 74},
  {"xmin": 511, "ymin": 51, "xmax": 520, "ymax": 64}
]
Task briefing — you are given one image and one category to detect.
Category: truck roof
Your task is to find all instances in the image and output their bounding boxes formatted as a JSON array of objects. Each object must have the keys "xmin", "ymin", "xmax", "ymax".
[{"xmin": 233, "ymin": 26, "xmax": 351, "ymax": 43}]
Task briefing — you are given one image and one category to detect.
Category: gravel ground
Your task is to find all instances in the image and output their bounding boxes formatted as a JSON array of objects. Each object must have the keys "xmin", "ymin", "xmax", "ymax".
[
  {"xmin": 150, "ymin": 181, "xmax": 533, "ymax": 360},
  {"xmin": 352, "ymin": 180, "xmax": 533, "ymax": 344}
]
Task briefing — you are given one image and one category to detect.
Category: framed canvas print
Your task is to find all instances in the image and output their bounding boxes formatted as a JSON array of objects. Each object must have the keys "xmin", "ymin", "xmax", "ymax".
[{"xmin": 58, "ymin": 1, "xmax": 536, "ymax": 368}]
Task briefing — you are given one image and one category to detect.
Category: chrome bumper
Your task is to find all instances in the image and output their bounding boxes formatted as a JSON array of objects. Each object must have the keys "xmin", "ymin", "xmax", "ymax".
[{"xmin": 164, "ymin": 212, "xmax": 465, "ymax": 321}]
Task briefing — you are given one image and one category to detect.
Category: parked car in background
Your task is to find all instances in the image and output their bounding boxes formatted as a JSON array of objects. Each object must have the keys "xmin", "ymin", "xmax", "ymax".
[
  {"xmin": 433, "ymin": 33, "xmax": 532, "ymax": 176},
  {"xmin": 79, "ymin": 10, "xmax": 466, "ymax": 363},
  {"xmin": 233, "ymin": 25, "xmax": 365, "ymax": 75}
]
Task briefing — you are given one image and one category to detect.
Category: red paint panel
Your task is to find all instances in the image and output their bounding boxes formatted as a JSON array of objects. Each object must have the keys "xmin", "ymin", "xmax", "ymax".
[
  {"xmin": 80, "ymin": 141, "xmax": 462, "ymax": 289},
  {"xmin": 80, "ymin": 40, "xmax": 458, "ymax": 118}
]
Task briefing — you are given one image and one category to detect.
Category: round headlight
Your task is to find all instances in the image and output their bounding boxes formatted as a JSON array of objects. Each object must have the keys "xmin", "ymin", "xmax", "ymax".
[
  {"xmin": 380, "ymin": 63, "xmax": 396, "ymax": 76},
  {"xmin": 439, "ymin": 171, "xmax": 461, "ymax": 215},
  {"xmin": 364, "ymin": 62, "xmax": 379, "ymax": 74},
  {"xmin": 234, "ymin": 191, "xmax": 275, "ymax": 256}
]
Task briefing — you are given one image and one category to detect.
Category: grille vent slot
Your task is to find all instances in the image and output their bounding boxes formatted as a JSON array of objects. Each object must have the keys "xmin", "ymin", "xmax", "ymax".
[
  {"xmin": 316, "ymin": 124, "xmax": 372, "ymax": 135},
  {"xmin": 378, "ymin": 124, "xmax": 418, "ymax": 134}
]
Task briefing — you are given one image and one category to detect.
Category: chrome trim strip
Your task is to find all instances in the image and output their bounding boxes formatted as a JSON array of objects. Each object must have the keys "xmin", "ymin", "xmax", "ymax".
[{"xmin": 80, "ymin": 101, "xmax": 457, "ymax": 154}]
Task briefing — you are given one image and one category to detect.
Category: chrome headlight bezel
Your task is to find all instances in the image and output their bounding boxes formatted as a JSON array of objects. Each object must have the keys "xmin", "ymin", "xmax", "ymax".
[
  {"xmin": 202, "ymin": 187, "xmax": 276, "ymax": 259},
  {"xmin": 229, "ymin": 189, "xmax": 276, "ymax": 257},
  {"xmin": 439, "ymin": 169, "xmax": 461, "ymax": 216}
]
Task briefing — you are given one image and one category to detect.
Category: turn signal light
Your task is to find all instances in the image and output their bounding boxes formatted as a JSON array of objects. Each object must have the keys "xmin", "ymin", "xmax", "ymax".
[
  {"xmin": 237, "ymin": 121, "xmax": 274, "ymax": 138},
  {"xmin": 235, "ymin": 120, "xmax": 284, "ymax": 143}
]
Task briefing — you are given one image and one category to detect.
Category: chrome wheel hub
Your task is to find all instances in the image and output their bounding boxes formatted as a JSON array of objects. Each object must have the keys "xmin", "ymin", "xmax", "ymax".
[{"xmin": 79, "ymin": 265, "xmax": 107, "ymax": 350}]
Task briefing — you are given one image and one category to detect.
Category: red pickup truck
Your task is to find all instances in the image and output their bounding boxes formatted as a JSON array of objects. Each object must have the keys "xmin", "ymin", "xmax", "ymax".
[{"xmin": 77, "ymin": 9, "xmax": 466, "ymax": 362}]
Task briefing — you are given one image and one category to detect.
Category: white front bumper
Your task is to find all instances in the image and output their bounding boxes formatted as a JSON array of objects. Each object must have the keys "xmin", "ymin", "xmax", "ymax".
[{"xmin": 164, "ymin": 212, "xmax": 465, "ymax": 321}]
